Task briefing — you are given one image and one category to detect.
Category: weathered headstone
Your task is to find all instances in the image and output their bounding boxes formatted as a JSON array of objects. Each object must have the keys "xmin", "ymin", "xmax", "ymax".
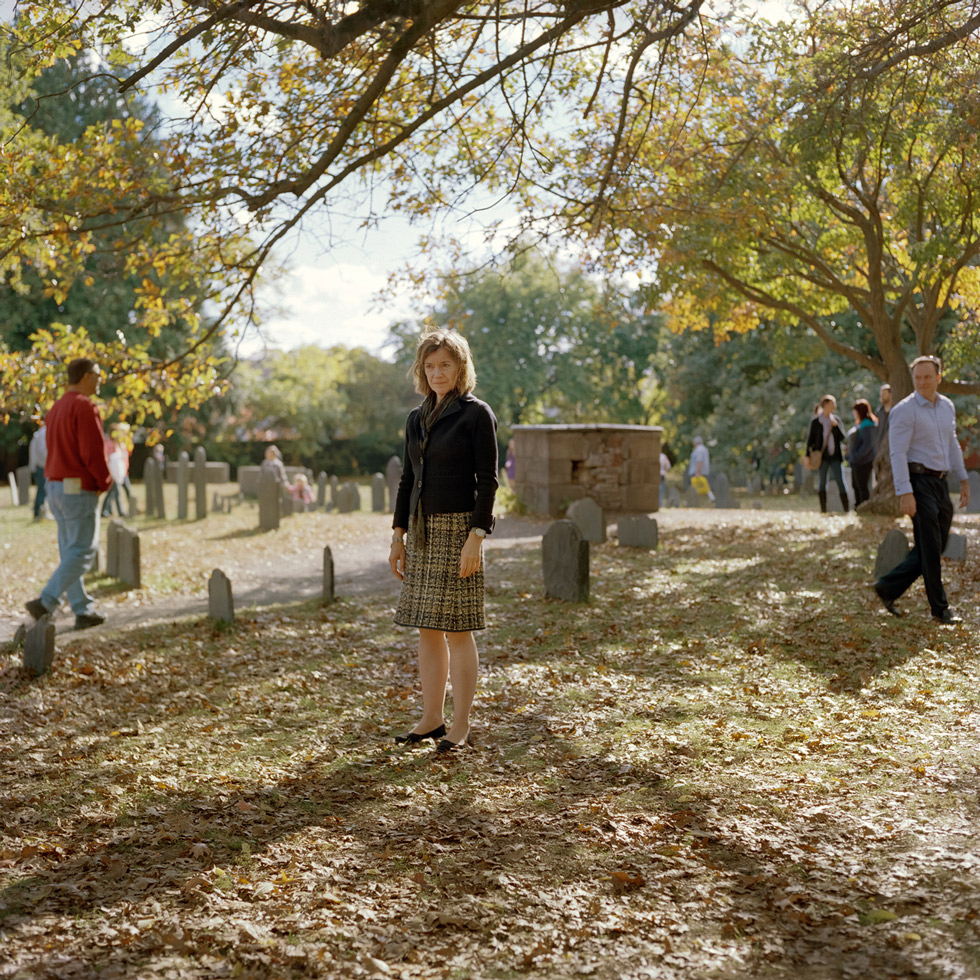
[
  {"xmin": 967, "ymin": 471, "xmax": 980, "ymax": 514},
  {"xmin": 617, "ymin": 515, "xmax": 658, "ymax": 549},
  {"xmin": 258, "ymin": 469, "xmax": 280, "ymax": 530},
  {"xmin": 317, "ymin": 472, "xmax": 327, "ymax": 509},
  {"xmin": 118, "ymin": 526, "xmax": 141, "ymax": 588},
  {"xmin": 177, "ymin": 450, "xmax": 190, "ymax": 520},
  {"xmin": 323, "ymin": 545, "xmax": 335, "ymax": 604},
  {"xmin": 106, "ymin": 520, "xmax": 123, "ymax": 578},
  {"xmin": 7, "ymin": 471, "xmax": 19, "ymax": 506},
  {"xmin": 23, "ymin": 615, "xmax": 56, "ymax": 677},
  {"xmin": 194, "ymin": 446, "xmax": 207, "ymax": 520},
  {"xmin": 371, "ymin": 473, "xmax": 386, "ymax": 513},
  {"xmin": 666, "ymin": 486, "xmax": 681, "ymax": 508},
  {"xmin": 338, "ymin": 482, "xmax": 361, "ymax": 513},
  {"xmin": 543, "ymin": 520, "xmax": 589, "ymax": 602},
  {"xmin": 208, "ymin": 568, "xmax": 234, "ymax": 623},
  {"xmin": 713, "ymin": 472, "xmax": 737, "ymax": 509},
  {"xmin": 566, "ymin": 497, "xmax": 606, "ymax": 543},
  {"xmin": 873, "ymin": 529, "xmax": 910, "ymax": 581},
  {"xmin": 943, "ymin": 533, "xmax": 967, "ymax": 561},
  {"xmin": 16, "ymin": 466, "xmax": 31, "ymax": 507},
  {"xmin": 747, "ymin": 475, "xmax": 763, "ymax": 495},
  {"xmin": 386, "ymin": 455, "xmax": 402, "ymax": 511},
  {"xmin": 329, "ymin": 474, "xmax": 339, "ymax": 510},
  {"xmin": 143, "ymin": 457, "xmax": 159, "ymax": 518},
  {"xmin": 684, "ymin": 484, "xmax": 703, "ymax": 508}
]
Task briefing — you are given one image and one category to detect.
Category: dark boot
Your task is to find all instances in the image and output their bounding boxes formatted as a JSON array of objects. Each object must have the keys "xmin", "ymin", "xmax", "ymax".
[
  {"xmin": 818, "ymin": 490, "xmax": 827, "ymax": 513},
  {"xmin": 841, "ymin": 491, "xmax": 849, "ymax": 513}
]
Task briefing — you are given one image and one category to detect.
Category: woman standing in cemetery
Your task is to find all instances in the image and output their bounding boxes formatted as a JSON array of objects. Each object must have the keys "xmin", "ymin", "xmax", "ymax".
[
  {"xmin": 388, "ymin": 330, "xmax": 498, "ymax": 754},
  {"xmin": 847, "ymin": 399, "xmax": 878, "ymax": 507},
  {"xmin": 806, "ymin": 394, "xmax": 849, "ymax": 513}
]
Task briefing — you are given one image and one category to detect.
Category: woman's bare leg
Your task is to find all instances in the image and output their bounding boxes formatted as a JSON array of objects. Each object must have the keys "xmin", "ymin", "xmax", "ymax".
[
  {"xmin": 445, "ymin": 631, "xmax": 478, "ymax": 743},
  {"xmin": 414, "ymin": 628, "xmax": 449, "ymax": 732}
]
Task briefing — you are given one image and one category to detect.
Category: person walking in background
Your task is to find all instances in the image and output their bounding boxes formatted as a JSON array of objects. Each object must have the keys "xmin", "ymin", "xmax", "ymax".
[
  {"xmin": 874, "ymin": 383, "xmax": 892, "ymax": 450},
  {"xmin": 24, "ymin": 358, "xmax": 111, "ymax": 630},
  {"xmin": 659, "ymin": 447, "xmax": 671, "ymax": 507},
  {"xmin": 28, "ymin": 422, "xmax": 47, "ymax": 520},
  {"xmin": 688, "ymin": 436, "xmax": 714, "ymax": 501},
  {"xmin": 101, "ymin": 424, "xmax": 132, "ymax": 518},
  {"xmin": 847, "ymin": 399, "xmax": 878, "ymax": 507},
  {"xmin": 806, "ymin": 395, "xmax": 849, "ymax": 513},
  {"xmin": 873, "ymin": 356, "xmax": 970, "ymax": 625},
  {"xmin": 389, "ymin": 330, "xmax": 498, "ymax": 754}
]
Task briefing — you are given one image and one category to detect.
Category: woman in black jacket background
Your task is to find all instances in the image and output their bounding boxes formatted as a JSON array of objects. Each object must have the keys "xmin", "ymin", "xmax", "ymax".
[
  {"xmin": 389, "ymin": 330, "xmax": 498, "ymax": 753},
  {"xmin": 807, "ymin": 394, "xmax": 849, "ymax": 513},
  {"xmin": 847, "ymin": 399, "xmax": 878, "ymax": 507}
]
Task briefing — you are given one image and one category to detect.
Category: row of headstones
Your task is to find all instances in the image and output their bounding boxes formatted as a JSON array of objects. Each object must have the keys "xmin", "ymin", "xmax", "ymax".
[
  {"xmin": 565, "ymin": 497, "xmax": 658, "ymax": 548},
  {"xmin": 143, "ymin": 449, "xmax": 210, "ymax": 521},
  {"xmin": 874, "ymin": 527, "xmax": 968, "ymax": 579},
  {"xmin": 661, "ymin": 472, "xmax": 740, "ymax": 509},
  {"xmin": 207, "ymin": 547, "xmax": 336, "ymax": 624}
]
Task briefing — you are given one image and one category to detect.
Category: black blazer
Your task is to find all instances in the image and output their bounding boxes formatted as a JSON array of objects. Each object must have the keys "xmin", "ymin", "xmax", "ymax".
[
  {"xmin": 807, "ymin": 415, "xmax": 846, "ymax": 463},
  {"xmin": 393, "ymin": 393, "xmax": 498, "ymax": 534}
]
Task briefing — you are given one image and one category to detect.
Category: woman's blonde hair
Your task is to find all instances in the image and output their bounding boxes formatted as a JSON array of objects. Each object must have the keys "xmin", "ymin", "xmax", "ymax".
[{"xmin": 411, "ymin": 329, "xmax": 477, "ymax": 397}]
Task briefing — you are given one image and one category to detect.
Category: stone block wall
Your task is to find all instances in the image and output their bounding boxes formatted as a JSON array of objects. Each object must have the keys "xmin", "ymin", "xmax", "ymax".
[{"xmin": 512, "ymin": 424, "xmax": 662, "ymax": 516}]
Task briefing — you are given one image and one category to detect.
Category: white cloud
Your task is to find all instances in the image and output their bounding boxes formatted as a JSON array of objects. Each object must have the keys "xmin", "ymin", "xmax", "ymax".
[{"xmin": 238, "ymin": 262, "xmax": 415, "ymax": 358}]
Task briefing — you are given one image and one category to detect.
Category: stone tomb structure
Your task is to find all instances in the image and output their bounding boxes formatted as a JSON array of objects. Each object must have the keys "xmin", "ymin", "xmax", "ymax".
[{"xmin": 512, "ymin": 424, "xmax": 662, "ymax": 517}]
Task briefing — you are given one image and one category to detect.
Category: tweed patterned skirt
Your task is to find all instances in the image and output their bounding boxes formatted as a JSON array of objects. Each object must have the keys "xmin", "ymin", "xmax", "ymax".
[{"xmin": 395, "ymin": 512, "xmax": 486, "ymax": 632}]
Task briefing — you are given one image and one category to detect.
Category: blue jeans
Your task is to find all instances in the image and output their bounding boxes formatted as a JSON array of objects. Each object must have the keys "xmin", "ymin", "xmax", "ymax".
[
  {"xmin": 33, "ymin": 466, "xmax": 47, "ymax": 518},
  {"xmin": 40, "ymin": 481, "xmax": 100, "ymax": 616},
  {"xmin": 818, "ymin": 458, "xmax": 846, "ymax": 495}
]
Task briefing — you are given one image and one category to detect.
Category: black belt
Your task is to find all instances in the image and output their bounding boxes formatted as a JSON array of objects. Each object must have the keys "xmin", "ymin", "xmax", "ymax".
[{"xmin": 908, "ymin": 462, "xmax": 948, "ymax": 479}]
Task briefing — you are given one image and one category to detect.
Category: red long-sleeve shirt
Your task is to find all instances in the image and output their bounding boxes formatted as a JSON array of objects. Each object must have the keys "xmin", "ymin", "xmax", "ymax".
[{"xmin": 44, "ymin": 390, "xmax": 112, "ymax": 493}]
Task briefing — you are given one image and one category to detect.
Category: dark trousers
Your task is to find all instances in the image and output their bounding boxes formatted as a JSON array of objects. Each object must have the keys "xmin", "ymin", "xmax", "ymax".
[
  {"xmin": 852, "ymin": 463, "xmax": 873, "ymax": 506},
  {"xmin": 875, "ymin": 473, "xmax": 953, "ymax": 617},
  {"xmin": 33, "ymin": 465, "xmax": 47, "ymax": 518}
]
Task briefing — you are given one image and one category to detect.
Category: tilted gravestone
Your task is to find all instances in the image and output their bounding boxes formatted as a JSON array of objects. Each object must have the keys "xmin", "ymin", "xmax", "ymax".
[
  {"xmin": 208, "ymin": 568, "xmax": 234, "ymax": 624},
  {"xmin": 543, "ymin": 520, "xmax": 589, "ymax": 602},
  {"xmin": 118, "ymin": 526, "xmax": 141, "ymax": 588},
  {"xmin": 943, "ymin": 533, "xmax": 967, "ymax": 561},
  {"xmin": 323, "ymin": 545, "xmax": 335, "ymax": 604},
  {"xmin": 16, "ymin": 466, "xmax": 31, "ymax": 507},
  {"xmin": 7, "ymin": 471, "xmax": 19, "ymax": 506},
  {"xmin": 873, "ymin": 529, "xmax": 909, "ymax": 581},
  {"xmin": 372, "ymin": 473, "xmax": 386, "ymax": 513},
  {"xmin": 329, "ymin": 475, "xmax": 339, "ymax": 509},
  {"xmin": 194, "ymin": 446, "xmax": 208, "ymax": 520},
  {"xmin": 566, "ymin": 497, "xmax": 606, "ymax": 543},
  {"xmin": 618, "ymin": 515, "xmax": 658, "ymax": 550},
  {"xmin": 258, "ymin": 469, "xmax": 280, "ymax": 531},
  {"xmin": 177, "ymin": 450, "xmax": 190, "ymax": 520},
  {"xmin": 386, "ymin": 455, "xmax": 402, "ymax": 511},
  {"xmin": 968, "ymin": 471, "xmax": 980, "ymax": 514},
  {"xmin": 317, "ymin": 472, "xmax": 327, "ymax": 509},
  {"xmin": 23, "ymin": 615, "xmax": 56, "ymax": 677}
]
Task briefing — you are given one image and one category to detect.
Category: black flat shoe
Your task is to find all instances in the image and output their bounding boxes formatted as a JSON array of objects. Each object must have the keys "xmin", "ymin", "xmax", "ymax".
[
  {"xmin": 436, "ymin": 735, "xmax": 468, "ymax": 754},
  {"xmin": 394, "ymin": 724, "xmax": 446, "ymax": 745}
]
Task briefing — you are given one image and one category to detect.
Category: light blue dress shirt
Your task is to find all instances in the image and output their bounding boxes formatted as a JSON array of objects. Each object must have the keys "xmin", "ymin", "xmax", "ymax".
[{"xmin": 888, "ymin": 391, "xmax": 967, "ymax": 497}]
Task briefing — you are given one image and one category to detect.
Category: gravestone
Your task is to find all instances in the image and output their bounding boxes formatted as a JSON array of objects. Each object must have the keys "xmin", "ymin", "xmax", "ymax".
[
  {"xmin": 7, "ymin": 471, "xmax": 19, "ymax": 506},
  {"xmin": 106, "ymin": 520, "xmax": 123, "ymax": 578},
  {"xmin": 281, "ymin": 490, "xmax": 295, "ymax": 517},
  {"xmin": 713, "ymin": 472, "xmax": 738, "ymax": 509},
  {"xmin": 317, "ymin": 472, "xmax": 327, "ymax": 509},
  {"xmin": 323, "ymin": 545, "xmax": 335, "ymax": 604},
  {"xmin": 118, "ymin": 526, "xmax": 141, "ymax": 588},
  {"xmin": 566, "ymin": 497, "xmax": 606, "ymax": 543},
  {"xmin": 666, "ymin": 486, "xmax": 681, "ymax": 508},
  {"xmin": 968, "ymin": 471, "xmax": 980, "ymax": 514},
  {"xmin": 23, "ymin": 615, "xmax": 56, "ymax": 677},
  {"xmin": 943, "ymin": 533, "xmax": 967, "ymax": 561},
  {"xmin": 329, "ymin": 475, "xmax": 339, "ymax": 510},
  {"xmin": 617, "ymin": 515, "xmax": 658, "ymax": 549},
  {"xmin": 873, "ymin": 529, "xmax": 909, "ymax": 581},
  {"xmin": 208, "ymin": 568, "xmax": 234, "ymax": 624},
  {"xmin": 543, "ymin": 520, "xmax": 589, "ymax": 602},
  {"xmin": 338, "ymin": 482, "xmax": 361, "ymax": 513},
  {"xmin": 684, "ymin": 484, "xmax": 703, "ymax": 507},
  {"xmin": 16, "ymin": 466, "xmax": 31, "ymax": 507},
  {"xmin": 194, "ymin": 446, "xmax": 208, "ymax": 520},
  {"xmin": 747, "ymin": 475, "xmax": 762, "ymax": 495},
  {"xmin": 143, "ymin": 457, "xmax": 160, "ymax": 518},
  {"xmin": 371, "ymin": 473, "xmax": 386, "ymax": 513},
  {"xmin": 258, "ymin": 469, "xmax": 280, "ymax": 530},
  {"xmin": 177, "ymin": 450, "xmax": 190, "ymax": 520},
  {"xmin": 386, "ymin": 455, "xmax": 402, "ymax": 511}
]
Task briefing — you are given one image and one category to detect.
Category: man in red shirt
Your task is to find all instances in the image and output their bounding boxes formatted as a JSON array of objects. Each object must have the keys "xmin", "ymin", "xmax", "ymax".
[{"xmin": 25, "ymin": 358, "xmax": 112, "ymax": 630}]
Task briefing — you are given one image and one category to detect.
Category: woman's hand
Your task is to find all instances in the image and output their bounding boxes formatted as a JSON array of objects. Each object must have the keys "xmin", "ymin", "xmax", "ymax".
[
  {"xmin": 389, "ymin": 537, "xmax": 406, "ymax": 580},
  {"xmin": 459, "ymin": 532, "xmax": 483, "ymax": 578}
]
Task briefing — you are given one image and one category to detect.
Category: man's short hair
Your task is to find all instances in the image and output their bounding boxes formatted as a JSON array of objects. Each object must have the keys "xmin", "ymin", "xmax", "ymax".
[
  {"xmin": 67, "ymin": 358, "xmax": 97, "ymax": 385},
  {"xmin": 910, "ymin": 355, "xmax": 941, "ymax": 374}
]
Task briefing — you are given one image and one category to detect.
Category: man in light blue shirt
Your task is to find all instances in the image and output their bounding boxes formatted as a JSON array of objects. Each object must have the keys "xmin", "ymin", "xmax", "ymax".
[{"xmin": 873, "ymin": 356, "xmax": 970, "ymax": 625}]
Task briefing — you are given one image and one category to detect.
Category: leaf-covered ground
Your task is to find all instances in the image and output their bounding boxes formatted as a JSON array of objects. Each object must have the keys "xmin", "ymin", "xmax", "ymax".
[{"xmin": 2, "ymin": 498, "xmax": 980, "ymax": 979}]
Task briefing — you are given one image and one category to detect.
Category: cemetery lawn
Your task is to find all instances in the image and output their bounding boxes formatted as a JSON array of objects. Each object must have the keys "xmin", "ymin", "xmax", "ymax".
[{"xmin": 2, "ymin": 502, "xmax": 980, "ymax": 979}]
